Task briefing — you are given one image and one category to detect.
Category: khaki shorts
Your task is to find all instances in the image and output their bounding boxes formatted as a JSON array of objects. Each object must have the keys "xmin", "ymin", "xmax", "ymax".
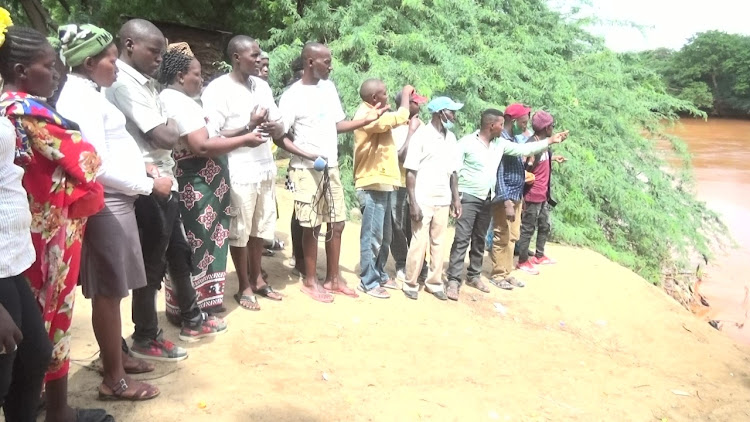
[
  {"xmin": 292, "ymin": 166, "xmax": 347, "ymax": 228},
  {"xmin": 229, "ymin": 179, "xmax": 276, "ymax": 247}
]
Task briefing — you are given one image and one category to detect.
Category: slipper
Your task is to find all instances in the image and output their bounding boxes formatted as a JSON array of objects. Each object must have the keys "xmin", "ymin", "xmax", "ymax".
[
  {"xmin": 97, "ymin": 378, "xmax": 159, "ymax": 402},
  {"xmin": 489, "ymin": 278, "xmax": 514, "ymax": 290},
  {"xmin": 300, "ymin": 285, "xmax": 334, "ymax": 303},
  {"xmin": 506, "ymin": 276, "xmax": 526, "ymax": 288},
  {"xmin": 445, "ymin": 281, "xmax": 460, "ymax": 301},
  {"xmin": 233, "ymin": 293, "xmax": 261, "ymax": 311},
  {"xmin": 95, "ymin": 356, "xmax": 155, "ymax": 376},
  {"xmin": 254, "ymin": 285, "xmax": 282, "ymax": 301},
  {"xmin": 466, "ymin": 278, "xmax": 491, "ymax": 293},
  {"xmin": 75, "ymin": 408, "xmax": 114, "ymax": 422},
  {"xmin": 325, "ymin": 284, "xmax": 359, "ymax": 298}
]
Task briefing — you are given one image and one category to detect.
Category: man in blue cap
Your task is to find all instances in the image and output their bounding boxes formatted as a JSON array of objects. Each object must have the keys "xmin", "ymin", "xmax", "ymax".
[{"xmin": 400, "ymin": 96, "xmax": 463, "ymax": 300}]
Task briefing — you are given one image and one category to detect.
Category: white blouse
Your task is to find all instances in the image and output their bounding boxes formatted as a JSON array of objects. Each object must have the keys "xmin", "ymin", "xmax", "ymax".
[
  {"xmin": 56, "ymin": 74, "xmax": 153, "ymax": 197},
  {"xmin": 0, "ymin": 116, "xmax": 35, "ymax": 278}
]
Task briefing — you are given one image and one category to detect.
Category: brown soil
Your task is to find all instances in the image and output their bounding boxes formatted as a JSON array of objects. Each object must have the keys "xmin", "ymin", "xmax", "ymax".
[{"xmin": 59, "ymin": 186, "xmax": 750, "ymax": 422}]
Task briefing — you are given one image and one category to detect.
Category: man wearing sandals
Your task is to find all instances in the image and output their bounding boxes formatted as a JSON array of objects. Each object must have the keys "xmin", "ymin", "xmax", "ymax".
[
  {"xmin": 445, "ymin": 109, "xmax": 562, "ymax": 300},
  {"xmin": 489, "ymin": 104, "xmax": 569, "ymax": 290},
  {"xmin": 202, "ymin": 35, "xmax": 286, "ymax": 310},
  {"xmin": 400, "ymin": 97, "xmax": 463, "ymax": 301},
  {"xmin": 277, "ymin": 43, "xmax": 387, "ymax": 302}
]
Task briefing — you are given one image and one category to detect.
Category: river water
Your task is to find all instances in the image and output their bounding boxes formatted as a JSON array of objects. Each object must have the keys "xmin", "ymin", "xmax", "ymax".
[{"xmin": 668, "ymin": 118, "xmax": 750, "ymax": 344}]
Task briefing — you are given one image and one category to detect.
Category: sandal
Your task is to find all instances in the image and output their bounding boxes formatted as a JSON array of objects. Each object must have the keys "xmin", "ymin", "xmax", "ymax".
[
  {"xmin": 98, "ymin": 378, "xmax": 159, "ymax": 402},
  {"xmin": 506, "ymin": 276, "xmax": 526, "ymax": 288},
  {"xmin": 75, "ymin": 408, "xmax": 114, "ymax": 422},
  {"xmin": 490, "ymin": 278, "xmax": 515, "ymax": 290},
  {"xmin": 445, "ymin": 281, "xmax": 460, "ymax": 301},
  {"xmin": 253, "ymin": 285, "xmax": 283, "ymax": 301},
  {"xmin": 95, "ymin": 355, "xmax": 155, "ymax": 376},
  {"xmin": 300, "ymin": 285, "xmax": 334, "ymax": 303},
  {"xmin": 466, "ymin": 278, "xmax": 490, "ymax": 293},
  {"xmin": 324, "ymin": 283, "xmax": 359, "ymax": 298},
  {"xmin": 233, "ymin": 292, "xmax": 261, "ymax": 311}
]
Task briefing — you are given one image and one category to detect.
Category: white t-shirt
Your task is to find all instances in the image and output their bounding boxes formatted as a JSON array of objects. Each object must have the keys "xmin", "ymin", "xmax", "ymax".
[
  {"xmin": 403, "ymin": 122, "xmax": 459, "ymax": 206},
  {"xmin": 201, "ymin": 74, "xmax": 279, "ymax": 185},
  {"xmin": 0, "ymin": 116, "xmax": 35, "ymax": 277},
  {"xmin": 159, "ymin": 88, "xmax": 206, "ymax": 161},
  {"xmin": 57, "ymin": 74, "xmax": 154, "ymax": 197},
  {"xmin": 279, "ymin": 79, "xmax": 346, "ymax": 168}
]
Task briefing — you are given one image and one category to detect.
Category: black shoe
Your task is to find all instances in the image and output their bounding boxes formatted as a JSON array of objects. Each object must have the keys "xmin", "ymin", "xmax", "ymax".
[
  {"xmin": 403, "ymin": 289, "xmax": 418, "ymax": 300},
  {"xmin": 431, "ymin": 290, "xmax": 448, "ymax": 301}
]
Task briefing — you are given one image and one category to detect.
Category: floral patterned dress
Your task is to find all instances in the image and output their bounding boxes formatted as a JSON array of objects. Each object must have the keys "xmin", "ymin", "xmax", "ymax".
[{"xmin": 0, "ymin": 92, "xmax": 103, "ymax": 382}]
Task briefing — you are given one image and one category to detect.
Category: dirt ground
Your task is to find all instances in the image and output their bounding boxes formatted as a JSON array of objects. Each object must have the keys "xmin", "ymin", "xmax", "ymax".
[{"xmin": 54, "ymin": 186, "xmax": 750, "ymax": 422}]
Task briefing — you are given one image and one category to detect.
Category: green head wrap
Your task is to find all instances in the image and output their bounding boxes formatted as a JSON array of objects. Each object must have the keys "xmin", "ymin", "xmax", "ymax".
[{"xmin": 58, "ymin": 24, "xmax": 113, "ymax": 68}]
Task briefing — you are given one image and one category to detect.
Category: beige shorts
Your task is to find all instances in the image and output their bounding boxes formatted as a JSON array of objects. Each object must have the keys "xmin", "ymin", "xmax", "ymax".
[
  {"xmin": 229, "ymin": 179, "xmax": 276, "ymax": 247},
  {"xmin": 292, "ymin": 166, "xmax": 347, "ymax": 228}
]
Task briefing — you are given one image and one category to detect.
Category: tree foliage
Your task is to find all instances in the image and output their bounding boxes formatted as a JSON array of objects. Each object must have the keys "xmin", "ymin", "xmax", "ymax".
[
  {"xmin": 12, "ymin": 0, "xmax": 727, "ymax": 283},
  {"xmin": 635, "ymin": 31, "xmax": 750, "ymax": 116}
]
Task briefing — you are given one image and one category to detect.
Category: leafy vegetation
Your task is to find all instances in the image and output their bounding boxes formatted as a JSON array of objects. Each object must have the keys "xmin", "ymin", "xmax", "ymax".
[
  {"xmin": 10, "ymin": 0, "xmax": 727, "ymax": 283},
  {"xmin": 633, "ymin": 31, "xmax": 750, "ymax": 116}
]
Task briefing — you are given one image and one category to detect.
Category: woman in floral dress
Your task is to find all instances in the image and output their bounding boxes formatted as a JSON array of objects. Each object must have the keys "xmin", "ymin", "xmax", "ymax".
[{"xmin": 0, "ymin": 23, "xmax": 110, "ymax": 421}]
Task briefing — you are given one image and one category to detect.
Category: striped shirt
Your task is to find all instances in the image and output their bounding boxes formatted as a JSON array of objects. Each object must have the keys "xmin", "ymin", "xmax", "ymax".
[{"xmin": 494, "ymin": 130, "xmax": 528, "ymax": 202}]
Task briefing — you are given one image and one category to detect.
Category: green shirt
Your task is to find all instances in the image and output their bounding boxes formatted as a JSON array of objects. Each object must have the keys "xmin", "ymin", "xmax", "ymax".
[{"xmin": 457, "ymin": 131, "xmax": 550, "ymax": 200}]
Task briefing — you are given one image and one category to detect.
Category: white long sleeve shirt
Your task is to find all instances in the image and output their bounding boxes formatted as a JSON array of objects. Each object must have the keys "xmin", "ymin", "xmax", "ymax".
[{"xmin": 56, "ymin": 74, "xmax": 153, "ymax": 197}]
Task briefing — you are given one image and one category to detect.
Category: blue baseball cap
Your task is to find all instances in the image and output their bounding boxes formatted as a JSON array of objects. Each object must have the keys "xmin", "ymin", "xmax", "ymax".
[{"xmin": 427, "ymin": 96, "xmax": 464, "ymax": 113}]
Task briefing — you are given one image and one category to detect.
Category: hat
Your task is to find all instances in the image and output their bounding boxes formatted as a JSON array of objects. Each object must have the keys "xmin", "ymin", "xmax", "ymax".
[
  {"xmin": 394, "ymin": 90, "xmax": 428, "ymax": 105},
  {"xmin": 504, "ymin": 103, "xmax": 532, "ymax": 120},
  {"xmin": 427, "ymin": 96, "xmax": 464, "ymax": 113},
  {"xmin": 58, "ymin": 24, "xmax": 113, "ymax": 68},
  {"xmin": 531, "ymin": 110, "xmax": 554, "ymax": 132}
]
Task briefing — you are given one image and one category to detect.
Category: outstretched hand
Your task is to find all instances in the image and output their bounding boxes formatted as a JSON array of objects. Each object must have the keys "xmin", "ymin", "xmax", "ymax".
[
  {"xmin": 549, "ymin": 130, "xmax": 570, "ymax": 144},
  {"xmin": 552, "ymin": 155, "xmax": 567, "ymax": 163},
  {"xmin": 364, "ymin": 102, "xmax": 391, "ymax": 124}
]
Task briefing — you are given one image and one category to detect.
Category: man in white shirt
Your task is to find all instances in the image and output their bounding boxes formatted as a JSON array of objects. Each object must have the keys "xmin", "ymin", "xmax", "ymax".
[
  {"xmin": 106, "ymin": 19, "xmax": 200, "ymax": 361},
  {"xmin": 201, "ymin": 35, "xmax": 285, "ymax": 310},
  {"xmin": 277, "ymin": 42, "xmax": 386, "ymax": 302},
  {"xmin": 401, "ymin": 97, "xmax": 463, "ymax": 301}
]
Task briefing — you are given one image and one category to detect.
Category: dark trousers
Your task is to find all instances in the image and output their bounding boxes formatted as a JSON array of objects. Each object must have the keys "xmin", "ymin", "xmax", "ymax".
[
  {"xmin": 290, "ymin": 210, "xmax": 304, "ymax": 265},
  {"xmin": 0, "ymin": 275, "xmax": 52, "ymax": 422},
  {"xmin": 447, "ymin": 193, "xmax": 492, "ymax": 284},
  {"xmin": 133, "ymin": 194, "xmax": 199, "ymax": 341},
  {"xmin": 388, "ymin": 189, "xmax": 410, "ymax": 272},
  {"xmin": 517, "ymin": 201, "xmax": 551, "ymax": 263}
]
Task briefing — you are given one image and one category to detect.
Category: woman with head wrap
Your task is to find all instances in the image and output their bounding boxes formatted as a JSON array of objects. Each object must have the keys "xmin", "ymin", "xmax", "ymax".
[
  {"xmin": 0, "ymin": 15, "xmax": 118, "ymax": 420},
  {"xmin": 54, "ymin": 24, "xmax": 162, "ymax": 404},
  {"xmin": 157, "ymin": 44, "xmax": 268, "ymax": 316}
]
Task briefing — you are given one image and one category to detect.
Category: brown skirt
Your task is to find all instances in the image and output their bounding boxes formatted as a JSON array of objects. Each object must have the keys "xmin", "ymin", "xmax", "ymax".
[{"xmin": 80, "ymin": 193, "xmax": 147, "ymax": 299}]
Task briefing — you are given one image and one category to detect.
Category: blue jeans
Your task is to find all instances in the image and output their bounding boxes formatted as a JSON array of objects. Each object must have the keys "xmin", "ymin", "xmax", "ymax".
[{"xmin": 357, "ymin": 190, "xmax": 393, "ymax": 291}]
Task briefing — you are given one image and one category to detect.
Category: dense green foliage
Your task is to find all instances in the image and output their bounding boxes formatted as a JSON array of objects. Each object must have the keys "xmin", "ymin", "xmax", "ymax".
[
  {"xmin": 13, "ymin": 0, "xmax": 727, "ymax": 283},
  {"xmin": 634, "ymin": 31, "xmax": 750, "ymax": 116}
]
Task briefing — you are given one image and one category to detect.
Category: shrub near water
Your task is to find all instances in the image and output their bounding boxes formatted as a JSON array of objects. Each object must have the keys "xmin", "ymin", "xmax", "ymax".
[{"xmin": 264, "ymin": 0, "xmax": 726, "ymax": 283}]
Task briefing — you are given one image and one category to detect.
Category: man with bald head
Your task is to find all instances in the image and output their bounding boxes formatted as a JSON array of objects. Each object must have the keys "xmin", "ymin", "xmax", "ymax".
[
  {"xmin": 277, "ymin": 42, "xmax": 387, "ymax": 302},
  {"xmin": 202, "ymin": 35, "xmax": 285, "ymax": 310},
  {"xmin": 352, "ymin": 79, "xmax": 415, "ymax": 298},
  {"xmin": 107, "ymin": 19, "xmax": 224, "ymax": 362}
]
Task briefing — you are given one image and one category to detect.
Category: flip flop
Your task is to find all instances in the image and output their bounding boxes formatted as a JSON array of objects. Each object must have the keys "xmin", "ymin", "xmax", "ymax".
[
  {"xmin": 506, "ymin": 276, "xmax": 526, "ymax": 288},
  {"xmin": 300, "ymin": 286, "xmax": 334, "ymax": 303},
  {"xmin": 325, "ymin": 284, "xmax": 359, "ymax": 298},
  {"xmin": 75, "ymin": 408, "xmax": 114, "ymax": 422},
  {"xmin": 254, "ymin": 285, "xmax": 282, "ymax": 301},
  {"xmin": 233, "ymin": 293, "xmax": 261, "ymax": 311},
  {"xmin": 489, "ymin": 278, "xmax": 515, "ymax": 290},
  {"xmin": 466, "ymin": 278, "xmax": 491, "ymax": 293}
]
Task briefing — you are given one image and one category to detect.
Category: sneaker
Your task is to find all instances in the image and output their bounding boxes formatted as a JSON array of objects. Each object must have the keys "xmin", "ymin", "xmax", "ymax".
[
  {"xmin": 179, "ymin": 312, "xmax": 228, "ymax": 343},
  {"xmin": 358, "ymin": 285, "xmax": 390, "ymax": 299},
  {"xmin": 516, "ymin": 261, "xmax": 540, "ymax": 275},
  {"xmin": 381, "ymin": 279, "xmax": 400, "ymax": 290},
  {"xmin": 130, "ymin": 330, "xmax": 188, "ymax": 362},
  {"xmin": 531, "ymin": 255, "xmax": 556, "ymax": 265}
]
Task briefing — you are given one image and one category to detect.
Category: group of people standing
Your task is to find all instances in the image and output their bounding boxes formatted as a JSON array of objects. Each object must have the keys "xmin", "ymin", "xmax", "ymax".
[{"xmin": 0, "ymin": 9, "xmax": 569, "ymax": 422}]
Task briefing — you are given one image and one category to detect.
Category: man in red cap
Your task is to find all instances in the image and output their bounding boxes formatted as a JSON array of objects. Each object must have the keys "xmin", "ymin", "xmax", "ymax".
[
  {"xmin": 388, "ymin": 89, "xmax": 428, "ymax": 283},
  {"xmin": 489, "ymin": 103, "xmax": 533, "ymax": 290}
]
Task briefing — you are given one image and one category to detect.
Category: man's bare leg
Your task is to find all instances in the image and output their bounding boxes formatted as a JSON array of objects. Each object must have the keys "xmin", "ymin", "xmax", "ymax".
[
  {"xmin": 231, "ymin": 245, "xmax": 260, "ymax": 310},
  {"xmin": 300, "ymin": 226, "xmax": 333, "ymax": 302},
  {"xmin": 322, "ymin": 221, "xmax": 356, "ymax": 296}
]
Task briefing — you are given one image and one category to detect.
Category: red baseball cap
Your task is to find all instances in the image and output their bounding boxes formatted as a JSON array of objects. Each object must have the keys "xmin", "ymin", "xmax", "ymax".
[
  {"xmin": 411, "ymin": 92, "xmax": 428, "ymax": 105},
  {"xmin": 504, "ymin": 103, "xmax": 532, "ymax": 119}
]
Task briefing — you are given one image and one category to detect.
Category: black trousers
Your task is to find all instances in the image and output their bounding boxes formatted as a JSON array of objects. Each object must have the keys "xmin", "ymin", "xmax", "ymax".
[
  {"xmin": 517, "ymin": 201, "xmax": 551, "ymax": 263},
  {"xmin": 0, "ymin": 275, "xmax": 52, "ymax": 422},
  {"xmin": 446, "ymin": 193, "xmax": 492, "ymax": 284},
  {"xmin": 133, "ymin": 194, "xmax": 199, "ymax": 341},
  {"xmin": 290, "ymin": 210, "xmax": 304, "ymax": 265}
]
